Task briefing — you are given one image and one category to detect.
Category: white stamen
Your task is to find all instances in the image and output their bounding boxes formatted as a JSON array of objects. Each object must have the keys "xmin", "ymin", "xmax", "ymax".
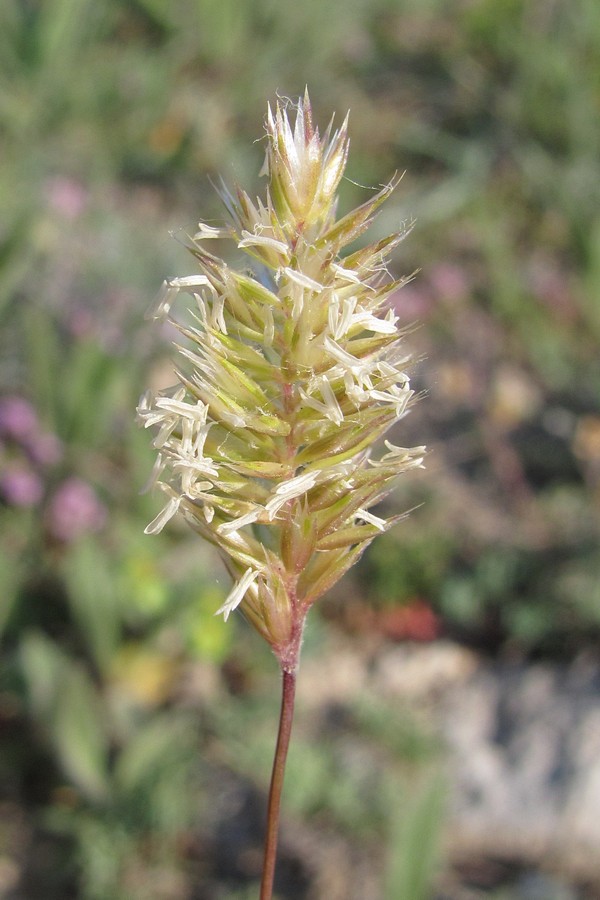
[
  {"xmin": 194, "ymin": 223, "xmax": 230, "ymax": 240},
  {"xmin": 351, "ymin": 310, "xmax": 397, "ymax": 334},
  {"xmin": 339, "ymin": 297, "xmax": 357, "ymax": 338},
  {"xmin": 274, "ymin": 470, "xmax": 319, "ymax": 497},
  {"xmin": 171, "ymin": 275, "xmax": 212, "ymax": 290},
  {"xmin": 213, "ymin": 294, "xmax": 228, "ymax": 333},
  {"xmin": 238, "ymin": 231, "xmax": 289, "ymax": 255},
  {"xmin": 140, "ymin": 453, "xmax": 166, "ymax": 494},
  {"xmin": 214, "ymin": 567, "xmax": 261, "ymax": 621},
  {"xmin": 356, "ymin": 508, "xmax": 387, "ymax": 531},
  {"xmin": 331, "ymin": 263, "xmax": 362, "ymax": 284},
  {"xmin": 145, "ymin": 276, "xmax": 212, "ymax": 321},
  {"xmin": 264, "ymin": 306, "xmax": 275, "ymax": 347},
  {"xmin": 136, "ymin": 389, "xmax": 153, "ymax": 422},
  {"xmin": 369, "ymin": 441, "xmax": 427, "ymax": 468},
  {"xmin": 217, "ymin": 508, "xmax": 261, "ymax": 535},
  {"xmin": 282, "ymin": 268, "xmax": 324, "ymax": 292},
  {"xmin": 318, "ymin": 377, "xmax": 344, "ymax": 425},
  {"xmin": 328, "ymin": 293, "xmax": 340, "ymax": 336},
  {"xmin": 145, "ymin": 281, "xmax": 179, "ymax": 321},
  {"xmin": 298, "ymin": 388, "xmax": 330, "ymax": 421},
  {"xmin": 154, "ymin": 396, "xmax": 209, "ymax": 422},
  {"xmin": 144, "ymin": 495, "xmax": 181, "ymax": 534},
  {"xmin": 174, "ymin": 454, "xmax": 219, "ymax": 480},
  {"xmin": 265, "ymin": 470, "xmax": 319, "ymax": 519},
  {"xmin": 368, "ymin": 385, "xmax": 411, "ymax": 416},
  {"xmin": 323, "ymin": 336, "xmax": 366, "ymax": 376}
]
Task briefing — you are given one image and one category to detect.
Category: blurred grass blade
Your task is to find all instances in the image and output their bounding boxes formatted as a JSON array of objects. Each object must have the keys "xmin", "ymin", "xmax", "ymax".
[
  {"xmin": 53, "ymin": 662, "xmax": 111, "ymax": 802},
  {"xmin": 64, "ymin": 541, "xmax": 121, "ymax": 676},
  {"xmin": 385, "ymin": 770, "xmax": 446, "ymax": 900},
  {"xmin": 20, "ymin": 632, "xmax": 110, "ymax": 801},
  {"xmin": 0, "ymin": 546, "xmax": 19, "ymax": 640}
]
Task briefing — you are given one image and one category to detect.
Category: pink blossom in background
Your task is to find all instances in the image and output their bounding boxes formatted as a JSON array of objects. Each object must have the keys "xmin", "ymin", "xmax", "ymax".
[
  {"xmin": 528, "ymin": 258, "xmax": 577, "ymax": 320},
  {"xmin": 0, "ymin": 396, "xmax": 39, "ymax": 443},
  {"xmin": 390, "ymin": 283, "xmax": 435, "ymax": 322},
  {"xmin": 375, "ymin": 599, "xmax": 440, "ymax": 642},
  {"xmin": 46, "ymin": 477, "xmax": 107, "ymax": 542},
  {"xmin": 0, "ymin": 396, "xmax": 63, "ymax": 466},
  {"xmin": 391, "ymin": 264, "xmax": 470, "ymax": 324},
  {"xmin": 68, "ymin": 307, "xmax": 96, "ymax": 340},
  {"xmin": 428, "ymin": 262, "xmax": 470, "ymax": 302},
  {"xmin": 0, "ymin": 466, "xmax": 44, "ymax": 507},
  {"xmin": 26, "ymin": 432, "xmax": 63, "ymax": 467},
  {"xmin": 45, "ymin": 176, "xmax": 88, "ymax": 220}
]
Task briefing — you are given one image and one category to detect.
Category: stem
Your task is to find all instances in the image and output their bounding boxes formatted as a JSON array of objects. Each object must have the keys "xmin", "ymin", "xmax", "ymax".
[{"xmin": 260, "ymin": 668, "xmax": 297, "ymax": 900}]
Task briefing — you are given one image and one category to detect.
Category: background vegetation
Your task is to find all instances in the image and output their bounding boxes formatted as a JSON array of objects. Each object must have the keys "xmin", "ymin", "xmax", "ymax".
[{"xmin": 1, "ymin": 0, "xmax": 599, "ymax": 897}]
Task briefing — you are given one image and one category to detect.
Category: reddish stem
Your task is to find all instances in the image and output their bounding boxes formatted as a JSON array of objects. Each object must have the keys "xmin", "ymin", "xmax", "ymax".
[{"xmin": 259, "ymin": 668, "xmax": 297, "ymax": 900}]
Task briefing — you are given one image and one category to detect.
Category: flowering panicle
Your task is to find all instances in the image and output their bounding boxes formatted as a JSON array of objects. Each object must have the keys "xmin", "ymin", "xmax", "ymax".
[{"xmin": 138, "ymin": 90, "xmax": 424, "ymax": 672}]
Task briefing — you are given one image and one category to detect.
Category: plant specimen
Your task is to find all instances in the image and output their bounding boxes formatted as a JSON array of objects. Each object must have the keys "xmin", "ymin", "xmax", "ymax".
[{"xmin": 138, "ymin": 90, "xmax": 424, "ymax": 899}]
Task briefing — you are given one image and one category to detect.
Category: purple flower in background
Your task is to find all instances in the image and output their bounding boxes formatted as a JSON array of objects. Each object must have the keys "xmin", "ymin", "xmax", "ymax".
[
  {"xmin": 45, "ymin": 176, "xmax": 88, "ymax": 221},
  {"xmin": 26, "ymin": 432, "xmax": 63, "ymax": 467},
  {"xmin": 0, "ymin": 396, "xmax": 63, "ymax": 467},
  {"xmin": 0, "ymin": 396, "xmax": 39, "ymax": 443},
  {"xmin": 390, "ymin": 283, "xmax": 434, "ymax": 322},
  {"xmin": 428, "ymin": 262, "xmax": 470, "ymax": 302},
  {"xmin": 0, "ymin": 465, "xmax": 44, "ymax": 507},
  {"xmin": 46, "ymin": 477, "xmax": 107, "ymax": 542}
]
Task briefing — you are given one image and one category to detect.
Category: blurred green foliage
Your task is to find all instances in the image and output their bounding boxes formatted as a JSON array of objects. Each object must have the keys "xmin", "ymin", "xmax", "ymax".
[{"xmin": 1, "ymin": 0, "xmax": 600, "ymax": 896}]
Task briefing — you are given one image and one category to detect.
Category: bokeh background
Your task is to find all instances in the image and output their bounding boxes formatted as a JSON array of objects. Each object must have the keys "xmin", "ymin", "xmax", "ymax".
[{"xmin": 1, "ymin": 1, "xmax": 600, "ymax": 897}]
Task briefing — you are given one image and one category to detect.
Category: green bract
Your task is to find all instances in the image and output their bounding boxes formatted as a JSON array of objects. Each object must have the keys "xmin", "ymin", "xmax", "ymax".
[{"xmin": 138, "ymin": 91, "xmax": 425, "ymax": 672}]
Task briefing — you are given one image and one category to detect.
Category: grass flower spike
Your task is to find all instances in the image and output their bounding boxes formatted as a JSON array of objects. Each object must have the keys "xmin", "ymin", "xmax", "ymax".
[
  {"xmin": 139, "ymin": 90, "xmax": 423, "ymax": 667},
  {"xmin": 138, "ymin": 90, "xmax": 425, "ymax": 898}
]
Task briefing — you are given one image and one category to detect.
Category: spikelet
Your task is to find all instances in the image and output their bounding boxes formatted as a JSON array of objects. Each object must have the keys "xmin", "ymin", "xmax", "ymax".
[{"xmin": 138, "ymin": 91, "xmax": 424, "ymax": 671}]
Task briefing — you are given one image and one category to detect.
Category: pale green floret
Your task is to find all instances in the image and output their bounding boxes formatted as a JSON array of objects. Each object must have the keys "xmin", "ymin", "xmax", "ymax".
[{"xmin": 139, "ymin": 91, "xmax": 424, "ymax": 660}]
